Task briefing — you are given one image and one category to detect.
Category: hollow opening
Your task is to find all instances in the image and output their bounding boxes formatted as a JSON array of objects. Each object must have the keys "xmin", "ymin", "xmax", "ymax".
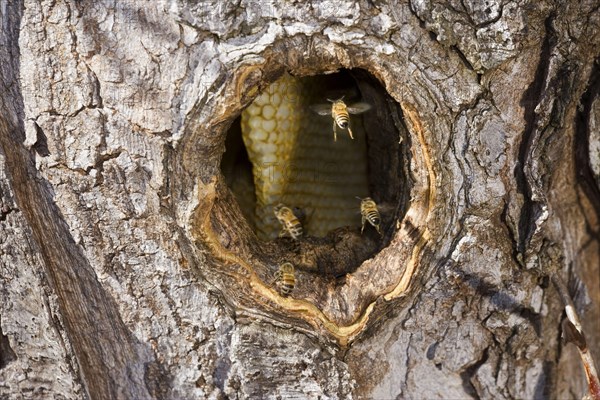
[{"xmin": 220, "ymin": 68, "xmax": 409, "ymax": 277}]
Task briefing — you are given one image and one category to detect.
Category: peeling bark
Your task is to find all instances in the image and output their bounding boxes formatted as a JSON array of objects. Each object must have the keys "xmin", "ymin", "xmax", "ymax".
[{"xmin": 0, "ymin": 0, "xmax": 598, "ymax": 399}]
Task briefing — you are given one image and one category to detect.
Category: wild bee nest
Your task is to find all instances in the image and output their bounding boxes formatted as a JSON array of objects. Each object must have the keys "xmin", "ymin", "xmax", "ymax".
[{"xmin": 174, "ymin": 36, "xmax": 435, "ymax": 346}]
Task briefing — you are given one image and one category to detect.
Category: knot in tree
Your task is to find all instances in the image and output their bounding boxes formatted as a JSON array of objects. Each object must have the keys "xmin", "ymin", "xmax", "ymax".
[{"xmin": 182, "ymin": 39, "xmax": 437, "ymax": 345}]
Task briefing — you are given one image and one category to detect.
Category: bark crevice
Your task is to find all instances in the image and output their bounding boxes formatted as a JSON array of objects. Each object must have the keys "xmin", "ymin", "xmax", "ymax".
[
  {"xmin": 575, "ymin": 56, "xmax": 600, "ymax": 221},
  {"xmin": 516, "ymin": 13, "xmax": 556, "ymax": 254},
  {"xmin": 460, "ymin": 346, "xmax": 490, "ymax": 399},
  {"xmin": 0, "ymin": 316, "xmax": 17, "ymax": 370}
]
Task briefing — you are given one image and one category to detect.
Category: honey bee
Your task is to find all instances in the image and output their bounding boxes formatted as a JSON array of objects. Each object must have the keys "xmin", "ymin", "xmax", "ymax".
[
  {"xmin": 274, "ymin": 203, "xmax": 303, "ymax": 239},
  {"xmin": 274, "ymin": 262, "xmax": 296, "ymax": 296},
  {"xmin": 358, "ymin": 197, "xmax": 382, "ymax": 235},
  {"xmin": 310, "ymin": 97, "xmax": 371, "ymax": 141}
]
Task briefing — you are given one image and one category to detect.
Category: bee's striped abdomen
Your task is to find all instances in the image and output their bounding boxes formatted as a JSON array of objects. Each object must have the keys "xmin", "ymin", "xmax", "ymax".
[
  {"xmin": 286, "ymin": 220, "xmax": 303, "ymax": 239},
  {"xmin": 279, "ymin": 275, "xmax": 296, "ymax": 296},
  {"xmin": 365, "ymin": 209, "xmax": 381, "ymax": 229},
  {"xmin": 330, "ymin": 100, "xmax": 352, "ymax": 140},
  {"xmin": 275, "ymin": 262, "xmax": 296, "ymax": 296},
  {"xmin": 360, "ymin": 197, "xmax": 382, "ymax": 235},
  {"xmin": 333, "ymin": 109, "xmax": 350, "ymax": 129}
]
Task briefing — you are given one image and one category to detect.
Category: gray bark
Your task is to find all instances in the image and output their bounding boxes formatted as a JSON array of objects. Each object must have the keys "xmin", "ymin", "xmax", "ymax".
[{"xmin": 0, "ymin": 0, "xmax": 598, "ymax": 399}]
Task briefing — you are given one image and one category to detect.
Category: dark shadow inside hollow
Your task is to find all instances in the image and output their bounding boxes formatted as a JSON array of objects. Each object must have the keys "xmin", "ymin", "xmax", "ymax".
[
  {"xmin": 220, "ymin": 116, "xmax": 257, "ymax": 230},
  {"xmin": 0, "ymin": 315, "xmax": 17, "ymax": 370},
  {"xmin": 221, "ymin": 68, "xmax": 409, "ymax": 277},
  {"xmin": 352, "ymin": 69, "xmax": 411, "ymax": 231}
]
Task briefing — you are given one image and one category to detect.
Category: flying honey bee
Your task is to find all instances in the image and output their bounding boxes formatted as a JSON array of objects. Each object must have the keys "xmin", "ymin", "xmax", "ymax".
[
  {"xmin": 310, "ymin": 97, "xmax": 371, "ymax": 141},
  {"xmin": 358, "ymin": 197, "xmax": 382, "ymax": 235},
  {"xmin": 274, "ymin": 262, "xmax": 296, "ymax": 296},
  {"xmin": 274, "ymin": 203, "xmax": 303, "ymax": 239}
]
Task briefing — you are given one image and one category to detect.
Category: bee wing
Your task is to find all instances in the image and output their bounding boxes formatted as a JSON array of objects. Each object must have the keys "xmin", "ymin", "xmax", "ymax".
[
  {"xmin": 347, "ymin": 102, "xmax": 372, "ymax": 114},
  {"xmin": 309, "ymin": 104, "xmax": 332, "ymax": 116},
  {"xmin": 377, "ymin": 202, "xmax": 396, "ymax": 215}
]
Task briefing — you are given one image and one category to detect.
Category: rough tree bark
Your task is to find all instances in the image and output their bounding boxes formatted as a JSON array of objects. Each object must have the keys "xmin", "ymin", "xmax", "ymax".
[{"xmin": 0, "ymin": 0, "xmax": 599, "ymax": 399}]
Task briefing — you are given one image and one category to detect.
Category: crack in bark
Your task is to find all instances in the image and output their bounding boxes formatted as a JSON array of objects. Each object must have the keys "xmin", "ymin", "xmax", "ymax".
[
  {"xmin": 533, "ymin": 360, "xmax": 555, "ymax": 399},
  {"xmin": 93, "ymin": 149, "xmax": 122, "ymax": 186},
  {"xmin": 31, "ymin": 121, "xmax": 50, "ymax": 157},
  {"xmin": 460, "ymin": 346, "xmax": 490, "ymax": 399},
  {"xmin": 0, "ymin": 315, "xmax": 17, "ymax": 370},
  {"xmin": 515, "ymin": 13, "xmax": 556, "ymax": 255},
  {"xmin": 474, "ymin": 2, "xmax": 505, "ymax": 29},
  {"xmin": 451, "ymin": 45, "xmax": 477, "ymax": 74},
  {"xmin": 574, "ymin": 56, "xmax": 600, "ymax": 223},
  {"xmin": 500, "ymin": 199, "xmax": 523, "ymax": 267},
  {"xmin": 0, "ymin": 201, "xmax": 16, "ymax": 221}
]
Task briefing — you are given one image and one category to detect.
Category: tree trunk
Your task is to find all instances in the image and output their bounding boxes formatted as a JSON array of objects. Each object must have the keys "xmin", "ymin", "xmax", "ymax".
[{"xmin": 1, "ymin": 1, "xmax": 599, "ymax": 399}]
